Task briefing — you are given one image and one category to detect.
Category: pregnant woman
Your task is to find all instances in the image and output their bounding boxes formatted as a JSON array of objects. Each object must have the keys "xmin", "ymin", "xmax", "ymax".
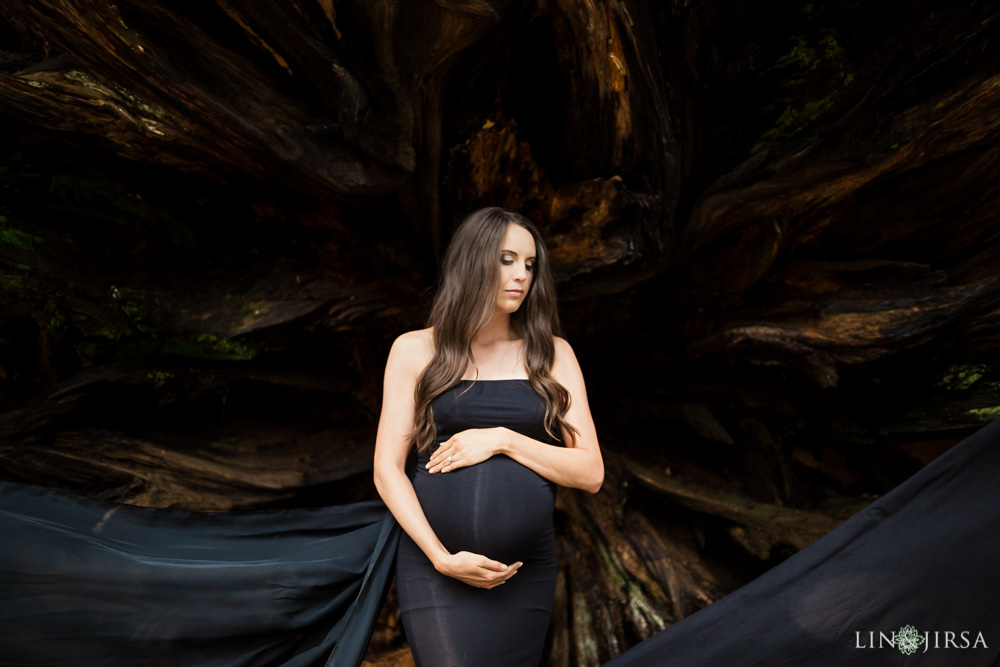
[{"xmin": 373, "ymin": 206, "xmax": 604, "ymax": 666}]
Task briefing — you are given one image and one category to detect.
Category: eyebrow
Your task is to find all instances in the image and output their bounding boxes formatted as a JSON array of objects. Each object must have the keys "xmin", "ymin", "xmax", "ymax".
[{"xmin": 501, "ymin": 249, "xmax": 537, "ymax": 260}]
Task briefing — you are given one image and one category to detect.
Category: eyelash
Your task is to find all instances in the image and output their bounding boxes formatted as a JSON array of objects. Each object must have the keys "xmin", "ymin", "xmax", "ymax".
[{"xmin": 501, "ymin": 259, "xmax": 535, "ymax": 271}]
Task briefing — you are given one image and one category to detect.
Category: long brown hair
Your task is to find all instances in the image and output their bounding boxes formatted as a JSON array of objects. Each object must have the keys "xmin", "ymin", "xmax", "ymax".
[{"xmin": 410, "ymin": 206, "xmax": 579, "ymax": 452}]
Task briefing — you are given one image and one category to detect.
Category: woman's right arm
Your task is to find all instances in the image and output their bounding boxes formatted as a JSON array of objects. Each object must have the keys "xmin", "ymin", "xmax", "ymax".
[{"xmin": 372, "ymin": 331, "xmax": 521, "ymax": 589}]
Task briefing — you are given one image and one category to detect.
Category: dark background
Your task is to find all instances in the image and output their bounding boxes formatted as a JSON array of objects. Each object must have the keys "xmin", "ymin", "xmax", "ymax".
[{"xmin": 2, "ymin": 1, "xmax": 1000, "ymax": 663}]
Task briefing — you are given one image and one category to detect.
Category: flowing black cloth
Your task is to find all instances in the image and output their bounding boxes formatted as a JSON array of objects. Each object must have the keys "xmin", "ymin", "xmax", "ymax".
[
  {"xmin": 0, "ymin": 481, "xmax": 399, "ymax": 667},
  {"xmin": 395, "ymin": 379, "xmax": 562, "ymax": 667},
  {"xmin": 604, "ymin": 418, "xmax": 1000, "ymax": 666},
  {"xmin": 3, "ymin": 417, "xmax": 1000, "ymax": 667}
]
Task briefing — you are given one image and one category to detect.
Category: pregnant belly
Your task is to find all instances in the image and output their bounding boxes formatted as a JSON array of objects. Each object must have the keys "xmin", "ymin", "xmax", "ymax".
[{"xmin": 412, "ymin": 453, "xmax": 555, "ymax": 563}]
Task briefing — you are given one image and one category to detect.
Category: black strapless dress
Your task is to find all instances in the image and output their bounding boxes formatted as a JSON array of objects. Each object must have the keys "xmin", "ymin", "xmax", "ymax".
[{"xmin": 395, "ymin": 379, "xmax": 562, "ymax": 667}]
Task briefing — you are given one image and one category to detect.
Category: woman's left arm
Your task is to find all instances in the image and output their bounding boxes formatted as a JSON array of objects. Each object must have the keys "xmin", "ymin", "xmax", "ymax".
[{"xmin": 426, "ymin": 337, "xmax": 604, "ymax": 493}]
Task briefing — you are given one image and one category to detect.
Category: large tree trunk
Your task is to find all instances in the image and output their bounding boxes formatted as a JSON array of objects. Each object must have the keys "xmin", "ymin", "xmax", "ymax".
[{"xmin": 3, "ymin": 1, "xmax": 1000, "ymax": 663}]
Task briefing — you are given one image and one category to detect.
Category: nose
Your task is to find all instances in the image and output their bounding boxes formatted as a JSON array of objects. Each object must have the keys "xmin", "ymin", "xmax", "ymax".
[{"xmin": 514, "ymin": 262, "xmax": 528, "ymax": 282}]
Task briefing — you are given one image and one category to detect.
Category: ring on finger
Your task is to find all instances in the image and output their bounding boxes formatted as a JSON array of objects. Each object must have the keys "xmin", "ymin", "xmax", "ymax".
[{"xmin": 447, "ymin": 455, "xmax": 453, "ymax": 463}]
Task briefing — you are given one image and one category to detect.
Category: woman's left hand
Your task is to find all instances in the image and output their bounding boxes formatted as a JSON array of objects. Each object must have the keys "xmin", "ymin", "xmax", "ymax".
[{"xmin": 426, "ymin": 427, "xmax": 509, "ymax": 473}]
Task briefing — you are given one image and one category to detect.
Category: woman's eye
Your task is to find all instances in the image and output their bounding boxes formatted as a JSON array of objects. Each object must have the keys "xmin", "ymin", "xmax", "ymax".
[
  {"xmin": 501, "ymin": 258, "xmax": 513, "ymax": 265},
  {"xmin": 526, "ymin": 264, "xmax": 535, "ymax": 272}
]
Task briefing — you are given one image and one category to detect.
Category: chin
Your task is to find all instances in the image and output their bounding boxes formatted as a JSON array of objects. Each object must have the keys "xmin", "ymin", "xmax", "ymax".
[{"xmin": 497, "ymin": 303, "xmax": 522, "ymax": 315}]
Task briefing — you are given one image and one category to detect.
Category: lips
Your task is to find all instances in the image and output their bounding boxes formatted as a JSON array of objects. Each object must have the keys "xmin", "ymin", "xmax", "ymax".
[{"xmin": 505, "ymin": 289, "xmax": 523, "ymax": 297}]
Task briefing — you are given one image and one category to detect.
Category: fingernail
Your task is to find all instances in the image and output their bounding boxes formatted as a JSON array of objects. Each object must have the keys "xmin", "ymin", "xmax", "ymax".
[{"xmin": 501, "ymin": 564, "xmax": 507, "ymax": 570}]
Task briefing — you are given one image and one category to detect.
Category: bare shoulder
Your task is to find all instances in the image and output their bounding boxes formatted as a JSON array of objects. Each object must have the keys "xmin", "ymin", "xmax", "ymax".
[
  {"xmin": 552, "ymin": 335, "xmax": 577, "ymax": 363},
  {"xmin": 386, "ymin": 327, "xmax": 434, "ymax": 379},
  {"xmin": 551, "ymin": 335, "xmax": 584, "ymax": 383},
  {"xmin": 394, "ymin": 327, "xmax": 434, "ymax": 350}
]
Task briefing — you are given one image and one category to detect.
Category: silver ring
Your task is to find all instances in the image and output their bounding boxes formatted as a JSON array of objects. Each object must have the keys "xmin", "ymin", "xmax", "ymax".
[{"xmin": 447, "ymin": 455, "xmax": 453, "ymax": 463}]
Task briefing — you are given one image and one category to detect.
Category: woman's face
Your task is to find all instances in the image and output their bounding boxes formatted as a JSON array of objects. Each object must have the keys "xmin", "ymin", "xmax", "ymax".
[{"xmin": 496, "ymin": 223, "xmax": 536, "ymax": 314}]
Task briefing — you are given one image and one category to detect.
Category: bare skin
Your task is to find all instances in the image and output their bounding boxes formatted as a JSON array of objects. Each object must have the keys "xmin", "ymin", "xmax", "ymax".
[{"xmin": 372, "ymin": 223, "xmax": 604, "ymax": 589}]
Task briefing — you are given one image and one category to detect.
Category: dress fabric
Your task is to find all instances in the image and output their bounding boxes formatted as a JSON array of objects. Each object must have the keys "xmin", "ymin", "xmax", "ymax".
[
  {"xmin": 0, "ymin": 480, "xmax": 399, "ymax": 667},
  {"xmin": 395, "ymin": 379, "xmax": 562, "ymax": 667},
  {"xmin": 603, "ymin": 417, "xmax": 1000, "ymax": 667}
]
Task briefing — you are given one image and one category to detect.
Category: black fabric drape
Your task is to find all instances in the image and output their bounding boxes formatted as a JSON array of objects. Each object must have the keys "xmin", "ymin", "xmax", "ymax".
[
  {"xmin": 604, "ymin": 418, "xmax": 1000, "ymax": 666},
  {"xmin": 0, "ymin": 482, "xmax": 399, "ymax": 667},
  {"xmin": 3, "ymin": 418, "xmax": 1000, "ymax": 666}
]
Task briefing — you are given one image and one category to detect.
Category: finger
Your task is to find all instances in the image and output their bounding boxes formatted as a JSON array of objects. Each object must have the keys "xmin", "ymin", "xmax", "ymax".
[
  {"xmin": 426, "ymin": 449, "xmax": 451, "ymax": 472},
  {"xmin": 478, "ymin": 557, "xmax": 508, "ymax": 572},
  {"xmin": 486, "ymin": 567, "xmax": 520, "ymax": 588},
  {"xmin": 497, "ymin": 568, "xmax": 519, "ymax": 582},
  {"xmin": 429, "ymin": 458, "xmax": 452, "ymax": 474},
  {"xmin": 484, "ymin": 569, "xmax": 515, "ymax": 587},
  {"xmin": 433, "ymin": 451, "xmax": 463, "ymax": 473},
  {"xmin": 426, "ymin": 446, "xmax": 448, "ymax": 468},
  {"xmin": 484, "ymin": 564, "xmax": 520, "ymax": 585},
  {"xmin": 503, "ymin": 562, "xmax": 523, "ymax": 578}
]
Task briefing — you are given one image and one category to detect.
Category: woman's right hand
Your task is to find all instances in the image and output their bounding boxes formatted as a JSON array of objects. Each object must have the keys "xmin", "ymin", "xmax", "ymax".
[{"xmin": 435, "ymin": 551, "xmax": 523, "ymax": 589}]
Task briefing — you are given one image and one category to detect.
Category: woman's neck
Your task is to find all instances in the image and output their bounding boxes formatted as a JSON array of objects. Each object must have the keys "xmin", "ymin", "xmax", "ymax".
[{"xmin": 473, "ymin": 311, "xmax": 515, "ymax": 346}]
